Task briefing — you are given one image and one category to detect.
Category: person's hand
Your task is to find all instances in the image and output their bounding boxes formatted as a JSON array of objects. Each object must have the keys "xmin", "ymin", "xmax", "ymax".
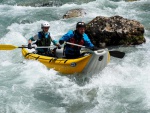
[
  {"xmin": 57, "ymin": 45, "xmax": 61, "ymax": 49},
  {"xmin": 28, "ymin": 43, "xmax": 32, "ymax": 49},
  {"xmin": 91, "ymin": 46, "xmax": 99, "ymax": 51},
  {"xmin": 59, "ymin": 40, "xmax": 64, "ymax": 45}
]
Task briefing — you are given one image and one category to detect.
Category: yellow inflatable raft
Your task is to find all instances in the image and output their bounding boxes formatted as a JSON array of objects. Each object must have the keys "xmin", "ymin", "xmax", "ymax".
[{"xmin": 22, "ymin": 48, "xmax": 110, "ymax": 74}]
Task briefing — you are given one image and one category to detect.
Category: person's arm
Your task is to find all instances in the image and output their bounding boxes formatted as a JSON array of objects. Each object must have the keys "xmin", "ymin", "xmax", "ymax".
[
  {"xmin": 83, "ymin": 34, "xmax": 99, "ymax": 50},
  {"xmin": 28, "ymin": 34, "xmax": 38, "ymax": 49},
  {"xmin": 28, "ymin": 35, "xmax": 38, "ymax": 43},
  {"xmin": 51, "ymin": 38, "xmax": 61, "ymax": 49},
  {"xmin": 51, "ymin": 40, "xmax": 57, "ymax": 45},
  {"xmin": 83, "ymin": 33, "xmax": 94, "ymax": 48},
  {"xmin": 59, "ymin": 30, "xmax": 74, "ymax": 44}
]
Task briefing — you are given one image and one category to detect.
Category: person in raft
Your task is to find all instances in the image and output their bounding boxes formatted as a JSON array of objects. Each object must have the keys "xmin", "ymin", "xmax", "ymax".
[
  {"xmin": 59, "ymin": 22, "xmax": 98, "ymax": 59},
  {"xmin": 28, "ymin": 21, "xmax": 61, "ymax": 56}
]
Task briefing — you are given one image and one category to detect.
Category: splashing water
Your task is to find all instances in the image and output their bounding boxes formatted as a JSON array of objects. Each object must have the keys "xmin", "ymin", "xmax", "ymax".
[{"xmin": 0, "ymin": 0, "xmax": 150, "ymax": 113}]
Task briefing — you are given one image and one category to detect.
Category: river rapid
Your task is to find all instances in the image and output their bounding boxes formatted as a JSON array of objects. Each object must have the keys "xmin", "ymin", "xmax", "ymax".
[{"xmin": 0, "ymin": 0, "xmax": 150, "ymax": 113}]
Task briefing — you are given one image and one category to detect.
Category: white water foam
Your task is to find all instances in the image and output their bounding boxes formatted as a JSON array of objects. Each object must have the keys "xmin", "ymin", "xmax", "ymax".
[{"xmin": 0, "ymin": 0, "xmax": 150, "ymax": 113}]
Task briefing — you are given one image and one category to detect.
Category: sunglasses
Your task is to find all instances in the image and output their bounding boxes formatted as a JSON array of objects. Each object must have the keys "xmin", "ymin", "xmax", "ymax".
[{"xmin": 43, "ymin": 27, "xmax": 49, "ymax": 29}]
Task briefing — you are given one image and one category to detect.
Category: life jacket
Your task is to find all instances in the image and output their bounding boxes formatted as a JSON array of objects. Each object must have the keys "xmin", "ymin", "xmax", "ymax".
[
  {"xmin": 36, "ymin": 31, "xmax": 52, "ymax": 46},
  {"xmin": 68, "ymin": 31, "xmax": 84, "ymax": 49},
  {"xmin": 63, "ymin": 30, "xmax": 85, "ymax": 56}
]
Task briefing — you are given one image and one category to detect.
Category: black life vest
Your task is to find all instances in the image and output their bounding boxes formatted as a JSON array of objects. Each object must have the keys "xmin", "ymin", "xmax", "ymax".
[{"xmin": 36, "ymin": 31, "xmax": 52, "ymax": 46}]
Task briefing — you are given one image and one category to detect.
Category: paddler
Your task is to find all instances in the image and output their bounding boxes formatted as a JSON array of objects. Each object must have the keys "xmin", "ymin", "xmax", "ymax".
[
  {"xmin": 59, "ymin": 22, "xmax": 98, "ymax": 59},
  {"xmin": 28, "ymin": 21, "xmax": 61, "ymax": 56}
]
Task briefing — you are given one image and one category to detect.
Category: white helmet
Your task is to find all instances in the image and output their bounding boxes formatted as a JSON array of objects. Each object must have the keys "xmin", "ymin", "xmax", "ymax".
[{"xmin": 41, "ymin": 22, "xmax": 50, "ymax": 28}]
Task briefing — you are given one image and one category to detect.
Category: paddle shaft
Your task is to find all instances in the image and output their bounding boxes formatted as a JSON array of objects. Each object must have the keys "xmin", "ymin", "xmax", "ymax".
[
  {"xmin": 65, "ymin": 42, "xmax": 86, "ymax": 48},
  {"xmin": 65, "ymin": 42, "xmax": 125, "ymax": 58},
  {"xmin": 0, "ymin": 44, "xmax": 57, "ymax": 50},
  {"xmin": 21, "ymin": 46, "xmax": 56, "ymax": 49},
  {"xmin": 18, "ymin": 47, "xmax": 29, "ymax": 48}
]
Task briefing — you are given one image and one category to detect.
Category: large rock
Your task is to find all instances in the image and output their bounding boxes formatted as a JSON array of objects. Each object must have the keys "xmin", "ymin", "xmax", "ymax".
[
  {"xmin": 63, "ymin": 9, "xmax": 86, "ymax": 19},
  {"xmin": 85, "ymin": 15, "xmax": 145, "ymax": 47}
]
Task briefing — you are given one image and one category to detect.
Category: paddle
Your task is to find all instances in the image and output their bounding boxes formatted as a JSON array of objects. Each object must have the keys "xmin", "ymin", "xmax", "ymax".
[
  {"xmin": 65, "ymin": 42, "xmax": 125, "ymax": 58},
  {"xmin": 0, "ymin": 43, "xmax": 125, "ymax": 58},
  {"xmin": 0, "ymin": 44, "xmax": 56, "ymax": 50},
  {"xmin": 108, "ymin": 51, "xmax": 125, "ymax": 58}
]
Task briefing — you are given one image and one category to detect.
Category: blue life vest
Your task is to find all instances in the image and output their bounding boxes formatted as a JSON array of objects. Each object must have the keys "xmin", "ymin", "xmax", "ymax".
[{"xmin": 65, "ymin": 30, "xmax": 85, "ymax": 55}]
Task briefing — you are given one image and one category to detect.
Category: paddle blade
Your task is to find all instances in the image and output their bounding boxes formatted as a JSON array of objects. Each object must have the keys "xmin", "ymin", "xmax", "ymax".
[
  {"xmin": 0, "ymin": 45, "xmax": 18, "ymax": 50},
  {"xmin": 109, "ymin": 51, "xmax": 125, "ymax": 58}
]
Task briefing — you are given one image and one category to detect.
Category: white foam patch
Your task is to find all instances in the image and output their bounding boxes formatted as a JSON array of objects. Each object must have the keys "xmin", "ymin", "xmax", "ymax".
[
  {"xmin": 18, "ymin": 60, "xmax": 55, "ymax": 88},
  {"xmin": 0, "ymin": 31, "xmax": 27, "ymax": 45},
  {"xmin": 60, "ymin": 3, "xmax": 77, "ymax": 8},
  {"xmin": 6, "ymin": 19, "xmax": 76, "ymax": 43},
  {"xmin": 60, "ymin": 0, "xmax": 115, "ymax": 20},
  {"xmin": 0, "ymin": 61, "xmax": 12, "ymax": 67},
  {"xmin": 0, "ymin": 31, "xmax": 27, "ymax": 63},
  {"xmin": 7, "ymin": 23, "xmax": 39, "ymax": 40},
  {"xmin": 6, "ymin": 20, "xmax": 68, "ymax": 41},
  {"xmin": 18, "ymin": 59, "xmax": 77, "ymax": 90},
  {"xmin": 81, "ymin": 45, "xmax": 150, "ymax": 111},
  {"xmin": 0, "ymin": 4, "xmax": 40, "ymax": 17}
]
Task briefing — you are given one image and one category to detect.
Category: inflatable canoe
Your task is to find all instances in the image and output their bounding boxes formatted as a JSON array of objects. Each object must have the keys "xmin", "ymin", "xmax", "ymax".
[{"xmin": 22, "ymin": 48, "xmax": 110, "ymax": 74}]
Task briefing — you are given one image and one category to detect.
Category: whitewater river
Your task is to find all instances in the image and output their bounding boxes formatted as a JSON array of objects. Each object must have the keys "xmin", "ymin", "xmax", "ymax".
[{"xmin": 0, "ymin": 0, "xmax": 150, "ymax": 113}]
